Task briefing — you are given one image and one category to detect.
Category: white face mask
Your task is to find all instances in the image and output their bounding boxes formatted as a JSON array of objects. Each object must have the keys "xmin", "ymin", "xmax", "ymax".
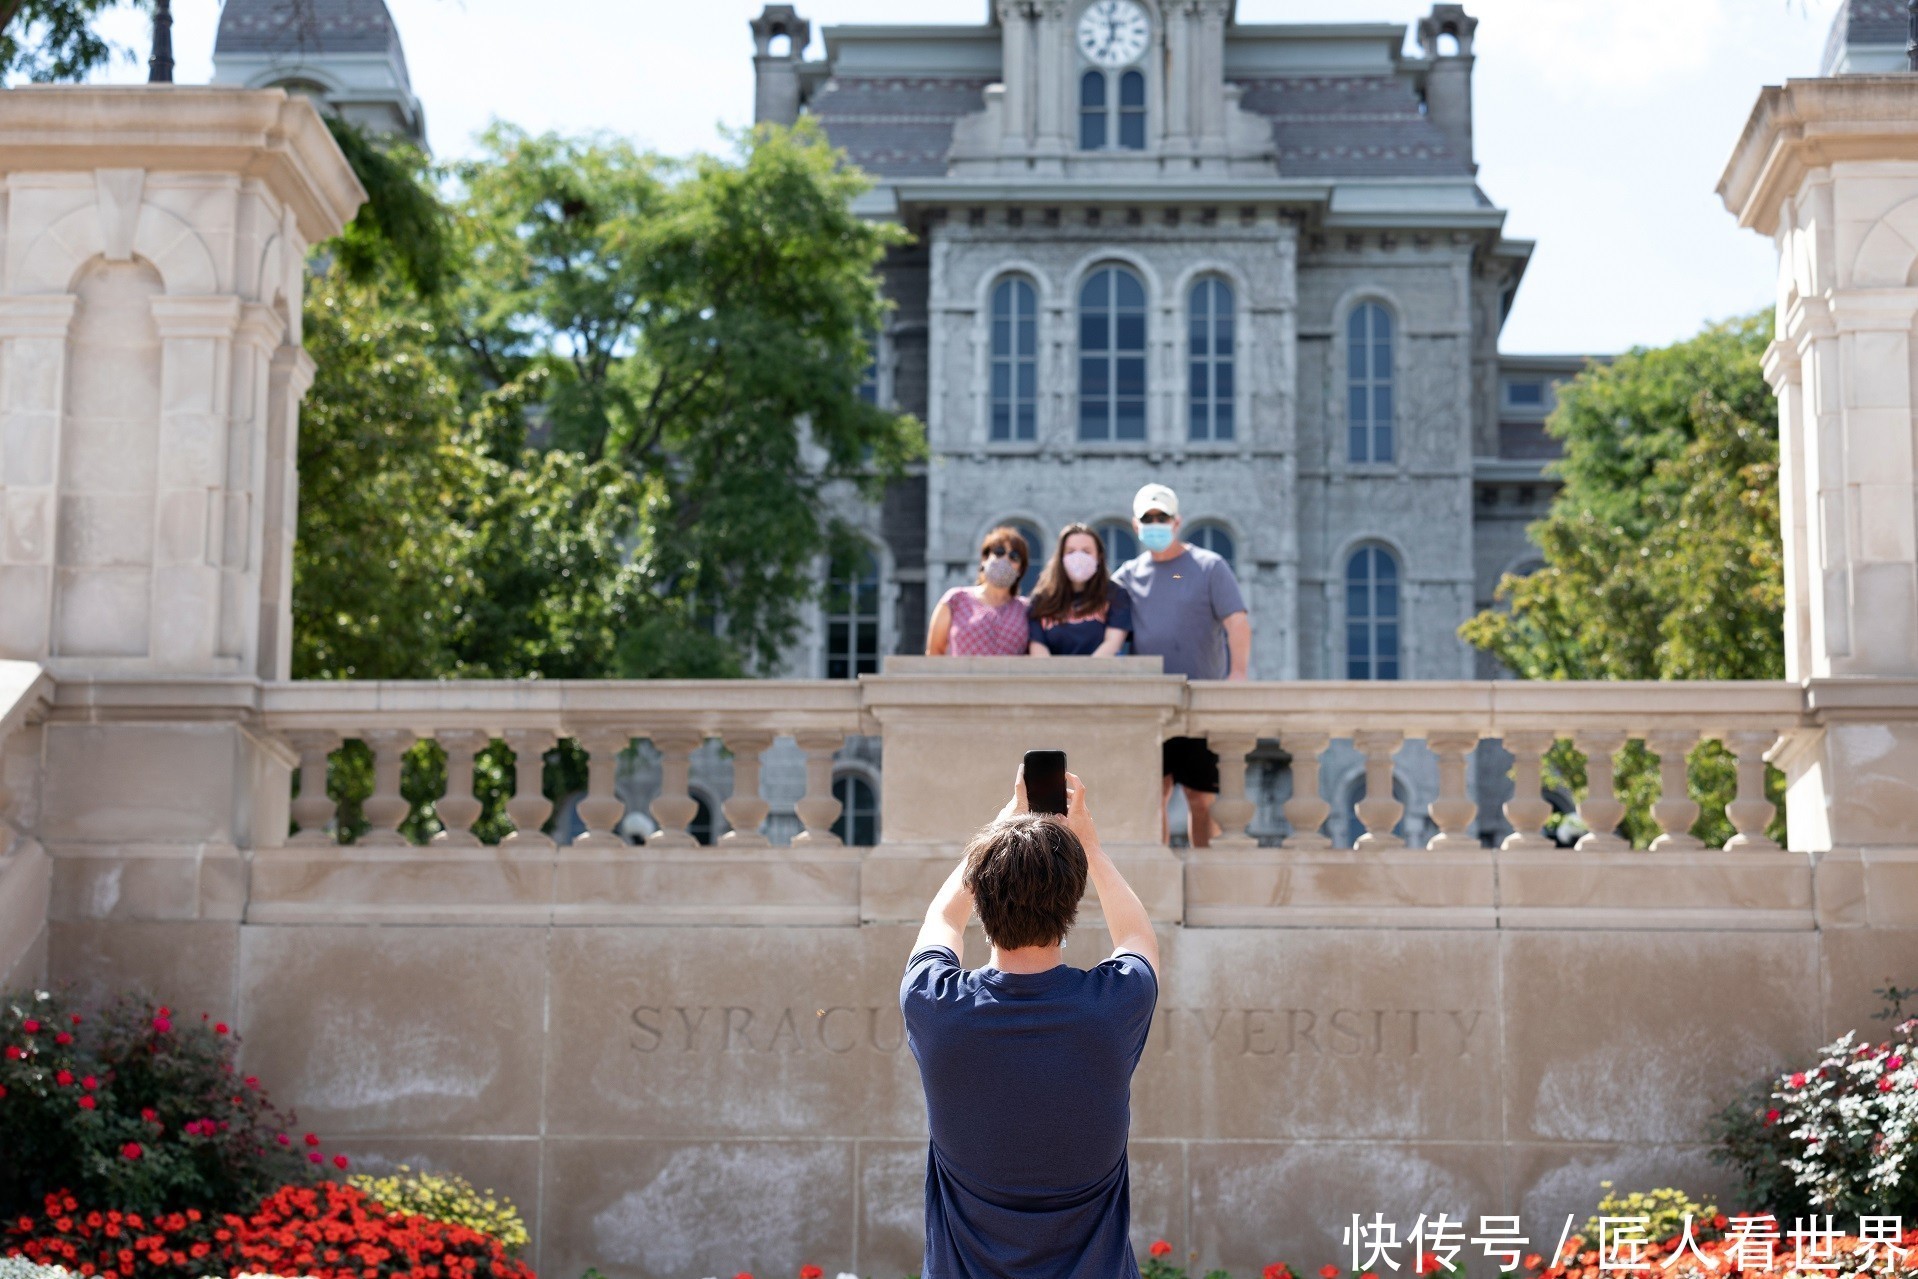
[
  {"xmin": 1062, "ymin": 550, "xmax": 1100, "ymax": 583},
  {"xmin": 981, "ymin": 555, "xmax": 1021, "ymax": 588}
]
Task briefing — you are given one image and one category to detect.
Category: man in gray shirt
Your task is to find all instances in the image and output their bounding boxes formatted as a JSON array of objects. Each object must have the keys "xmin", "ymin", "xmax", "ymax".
[{"xmin": 1111, "ymin": 482, "xmax": 1251, "ymax": 847}]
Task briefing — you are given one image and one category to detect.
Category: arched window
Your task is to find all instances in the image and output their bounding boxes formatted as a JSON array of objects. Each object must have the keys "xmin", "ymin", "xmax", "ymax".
[
  {"xmin": 1097, "ymin": 520, "xmax": 1139, "ymax": 566},
  {"xmin": 990, "ymin": 277, "xmax": 1038, "ymax": 442},
  {"xmin": 1118, "ymin": 70, "xmax": 1146, "ymax": 149},
  {"xmin": 1188, "ymin": 277, "xmax": 1235, "ymax": 441},
  {"xmin": 1188, "ymin": 523, "xmax": 1235, "ymax": 568},
  {"xmin": 1079, "ymin": 69, "xmax": 1107, "ymax": 150},
  {"xmin": 1079, "ymin": 266, "xmax": 1147, "ymax": 441},
  {"xmin": 1346, "ymin": 302, "xmax": 1394, "ymax": 463},
  {"xmin": 1344, "ymin": 545, "xmax": 1401, "ymax": 680},
  {"xmin": 1005, "ymin": 520, "xmax": 1045, "ymax": 595},
  {"xmin": 825, "ymin": 548, "xmax": 881, "ymax": 679},
  {"xmin": 831, "ymin": 773, "xmax": 879, "ymax": 847},
  {"xmin": 1079, "ymin": 70, "xmax": 1147, "ymax": 151}
]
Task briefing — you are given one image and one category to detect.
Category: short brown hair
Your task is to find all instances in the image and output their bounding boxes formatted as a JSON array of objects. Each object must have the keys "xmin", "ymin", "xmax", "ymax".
[{"xmin": 963, "ymin": 813, "xmax": 1088, "ymax": 949}]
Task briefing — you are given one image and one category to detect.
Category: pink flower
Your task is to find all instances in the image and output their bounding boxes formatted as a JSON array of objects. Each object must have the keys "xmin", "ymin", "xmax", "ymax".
[
  {"xmin": 152, "ymin": 1016, "xmax": 171, "ymax": 1034},
  {"xmin": 1789, "ymin": 1072, "xmax": 1807, "ymax": 1087},
  {"xmin": 308, "ymin": 1152, "xmax": 323, "ymax": 1164},
  {"xmin": 1890, "ymin": 1056, "xmax": 1905, "ymax": 1070},
  {"xmin": 275, "ymin": 1133, "xmax": 291, "ymax": 1147}
]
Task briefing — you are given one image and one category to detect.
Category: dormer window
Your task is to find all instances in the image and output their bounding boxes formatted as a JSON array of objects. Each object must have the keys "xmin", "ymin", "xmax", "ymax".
[{"xmin": 1080, "ymin": 69, "xmax": 1146, "ymax": 150}]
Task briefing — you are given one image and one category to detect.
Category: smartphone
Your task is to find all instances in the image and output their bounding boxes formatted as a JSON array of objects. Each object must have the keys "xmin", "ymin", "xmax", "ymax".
[{"xmin": 1023, "ymin": 749, "xmax": 1069, "ymax": 816}]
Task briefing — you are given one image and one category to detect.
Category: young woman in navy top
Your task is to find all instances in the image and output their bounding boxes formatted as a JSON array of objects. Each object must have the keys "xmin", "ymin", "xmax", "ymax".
[{"xmin": 1026, "ymin": 522, "xmax": 1132, "ymax": 657}]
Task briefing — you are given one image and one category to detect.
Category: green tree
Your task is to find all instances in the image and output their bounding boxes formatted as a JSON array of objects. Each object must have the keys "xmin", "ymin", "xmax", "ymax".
[
  {"xmin": 0, "ymin": 0, "xmax": 142, "ymax": 83},
  {"xmin": 1460, "ymin": 311, "xmax": 1785, "ymax": 845},
  {"xmin": 446, "ymin": 118, "xmax": 923, "ymax": 674}
]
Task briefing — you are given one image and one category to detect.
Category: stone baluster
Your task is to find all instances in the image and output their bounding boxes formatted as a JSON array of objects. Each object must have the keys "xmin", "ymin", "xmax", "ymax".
[
  {"xmin": 1280, "ymin": 730, "xmax": 1332, "ymax": 849},
  {"xmin": 648, "ymin": 730, "xmax": 705, "ymax": 849},
  {"xmin": 358, "ymin": 729, "xmax": 416, "ymax": 847},
  {"xmin": 286, "ymin": 731, "xmax": 341, "ymax": 846},
  {"xmin": 791, "ymin": 731, "xmax": 845, "ymax": 846},
  {"xmin": 1722, "ymin": 730, "xmax": 1781, "ymax": 851},
  {"xmin": 719, "ymin": 732, "xmax": 775, "ymax": 847},
  {"xmin": 1646, "ymin": 729, "xmax": 1704, "ymax": 851},
  {"xmin": 571, "ymin": 729, "xmax": 632, "ymax": 850},
  {"xmin": 1424, "ymin": 732, "xmax": 1480, "ymax": 851},
  {"xmin": 1572, "ymin": 731, "xmax": 1630, "ymax": 852},
  {"xmin": 1205, "ymin": 732, "xmax": 1260, "ymax": 848},
  {"xmin": 431, "ymin": 730, "xmax": 489, "ymax": 847},
  {"xmin": 501, "ymin": 729, "xmax": 556, "ymax": 851},
  {"xmin": 1499, "ymin": 731, "xmax": 1557, "ymax": 852},
  {"xmin": 1352, "ymin": 730, "xmax": 1405, "ymax": 851}
]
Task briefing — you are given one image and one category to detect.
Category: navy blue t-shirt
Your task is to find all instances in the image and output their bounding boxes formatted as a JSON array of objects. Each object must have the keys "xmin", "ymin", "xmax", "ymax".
[
  {"xmin": 1026, "ymin": 584, "xmax": 1133, "ymax": 656},
  {"xmin": 900, "ymin": 944, "xmax": 1159, "ymax": 1279}
]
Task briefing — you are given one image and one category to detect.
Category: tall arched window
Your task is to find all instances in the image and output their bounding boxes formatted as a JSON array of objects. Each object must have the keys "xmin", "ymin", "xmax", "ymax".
[
  {"xmin": 1079, "ymin": 69, "xmax": 1147, "ymax": 151},
  {"xmin": 1344, "ymin": 545, "xmax": 1401, "ymax": 680},
  {"xmin": 1188, "ymin": 277, "xmax": 1235, "ymax": 441},
  {"xmin": 1097, "ymin": 520, "xmax": 1139, "ymax": 566},
  {"xmin": 825, "ymin": 548, "xmax": 881, "ymax": 679},
  {"xmin": 1079, "ymin": 266, "xmax": 1147, "ymax": 441},
  {"xmin": 831, "ymin": 773, "xmax": 879, "ymax": 846},
  {"xmin": 990, "ymin": 277, "xmax": 1038, "ymax": 442},
  {"xmin": 1346, "ymin": 302, "xmax": 1394, "ymax": 463},
  {"xmin": 1118, "ymin": 70, "xmax": 1146, "ymax": 149},
  {"xmin": 1188, "ymin": 523, "xmax": 1235, "ymax": 568},
  {"xmin": 1079, "ymin": 70, "xmax": 1107, "ymax": 150}
]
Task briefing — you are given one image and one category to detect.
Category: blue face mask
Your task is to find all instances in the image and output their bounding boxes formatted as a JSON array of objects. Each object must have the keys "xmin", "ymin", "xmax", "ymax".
[{"xmin": 1139, "ymin": 522, "xmax": 1174, "ymax": 552}]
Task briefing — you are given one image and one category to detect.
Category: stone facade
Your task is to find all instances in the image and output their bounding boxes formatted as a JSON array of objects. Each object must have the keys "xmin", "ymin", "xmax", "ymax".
[{"xmin": 210, "ymin": 0, "xmax": 426, "ymax": 145}]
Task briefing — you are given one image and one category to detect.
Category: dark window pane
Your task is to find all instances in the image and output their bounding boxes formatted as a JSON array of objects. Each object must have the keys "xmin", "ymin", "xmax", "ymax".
[
  {"xmin": 1017, "ymin": 403, "xmax": 1035, "ymax": 439},
  {"xmin": 1080, "ymin": 110, "xmax": 1105, "ymax": 150},
  {"xmin": 1116, "ymin": 357, "xmax": 1145, "ymax": 396},
  {"xmin": 1080, "ymin": 399, "xmax": 1108, "ymax": 440},
  {"xmin": 1348, "ymin": 307, "xmax": 1368, "ymax": 345},
  {"xmin": 1120, "ymin": 69, "xmax": 1145, "ymax": 106},
  {"xmin": 1082, "ymin": 270, "xmax": 1109, "ymax": 309},
  {"xmin": 1190, "ymin": 399, "xmax": 1206, "ymax": 440},
  {"xmin": 1349, "ymin": 385, "xmax": 1368, "ymax": 428},
  {"xmin": 1190, "ymin": 317, "xmax": 1206, "ymax": 356},
  {"xmin": 1016, "ymin": 363, "xmax": 1036, "ymax": 397},
  {"xmin": 1017, "ymin": 317, "xmax": 1036, "ymax": 357},
  {"xmin": 1374, "ymin": 384, "xmax": 1392, "ymax": 425},
  {"xmin": 1376, "ymin": 424, "xmax": 1393, "ymax": 462},
  {"xmin": 1082, "ymin": 69, "xmax": 1106, "ymax": 106},
  {"xmin": 1081, "ymin": 356, "xmax": 1109, "ymax": 395},
  {"xmin": 1216, "ymin": 362, "xmax": 1233, "ymax": 398},
  {"xmin": 1378, "ymin": 580, "xmax": 1399, "ymax": 617},
  {"xmin": 1119, "ymin": 111, "xmax": 1145, "ymax": 149},
  {"xmin": 1378, "ymin": 658, "xmax": 1399, "ymax": 681},
  {"xmin": 1217, "ymin": 317, "xmax": 1233, "ymax": 355},
  {"xmin": 1116, "ymin": 313, "xmax": 1146, "ymax": 350},
  {"xmin": 1116, "ymin": 400, "xmax": 1146, "ymax": 439},
  {"xmin": 1190, "ymin": 361, "xmax": 1208, "ymax": 399},
  {"xmin": 1348, "ymin": 340, "xmax": 1367, "ymax": 381},
  {"xmin": 1349, "ymin": 424, "xmax": 1367, "ymax": 462},
  {"xmin": 1081, "ymin": 312, "xmax": 1107, "ymax": 351},
  {"xmin": 1115, "ymin": 271, "xmax": 1145, "ymax": 308},
  {"xmin": 1216, "ymin": 403, "xmax": 1233, "ymax": 440},
  {"xmin": 1377, "ymin": 623, "xmax": 1399, "ymax": 656}
]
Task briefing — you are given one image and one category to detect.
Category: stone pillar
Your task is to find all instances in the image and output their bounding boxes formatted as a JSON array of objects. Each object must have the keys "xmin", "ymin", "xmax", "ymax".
[
  {"xmin": 0, "ymin": 88, "xmax": 363, "ymax": 1005},
  {"xmin": 1719, "ymin": 77, "xmax": 1918, "ymax": 916},
  {"xmin": 1416, "ymin": 6, "xmax": 1478, "ymax": 172}
]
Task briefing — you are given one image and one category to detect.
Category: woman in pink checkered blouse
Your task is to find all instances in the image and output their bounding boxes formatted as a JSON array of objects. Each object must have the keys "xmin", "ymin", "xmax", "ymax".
[{"xmin": 925, "ymin": 525, "xmax": 1033, "ymax": 657}]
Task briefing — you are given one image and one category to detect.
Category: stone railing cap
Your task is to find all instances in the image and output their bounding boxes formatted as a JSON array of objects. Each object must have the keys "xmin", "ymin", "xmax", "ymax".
[{"xmin": 0, "ymin": 86, "xmax": 367, "ymax": 244}]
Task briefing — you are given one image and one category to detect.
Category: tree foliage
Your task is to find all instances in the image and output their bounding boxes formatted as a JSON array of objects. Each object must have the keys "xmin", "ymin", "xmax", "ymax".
[
  {"xmin": 0, "ymin": 0, "xmax": 139, "ymax": 84},
  {"xmin": 293, "ymin": 118, "xmax": 922, "ymax": 682},
  {"xmin": 1460, "ymin": 311, "xmax": 1785, "ymax": 845}
]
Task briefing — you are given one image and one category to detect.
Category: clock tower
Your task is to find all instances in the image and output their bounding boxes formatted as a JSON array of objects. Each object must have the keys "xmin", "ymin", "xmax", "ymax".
[{"xmin": 948, "ymin": 0, "xmax": 1275, "ymax": 177}]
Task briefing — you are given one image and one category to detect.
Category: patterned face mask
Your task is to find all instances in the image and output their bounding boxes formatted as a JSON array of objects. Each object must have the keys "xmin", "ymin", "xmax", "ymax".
[{"xmin": 982, "ymin": 555, "xmax": 1021, "ymax": 588}]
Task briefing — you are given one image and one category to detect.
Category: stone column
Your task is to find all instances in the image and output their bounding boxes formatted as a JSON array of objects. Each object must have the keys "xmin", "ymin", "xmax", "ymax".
[
  {"xmin": 0, "ymin": 88, "xmax": 364, "ymax": 1006},
  {"xmin": 1720, "ymin": 77, "xmax": 1918, "ymax": 918}
]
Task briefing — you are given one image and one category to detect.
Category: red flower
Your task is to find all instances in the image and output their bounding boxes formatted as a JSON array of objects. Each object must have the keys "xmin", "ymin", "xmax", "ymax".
[
  {"xmin": 734, "ymin": 1273, "xmax": 754, "ymax": 1279},
  {"xmin": 333, "ymin": 1155, "xmax": 349, "ymax": 1170},
  {"xmin": 55, "ymin": 1070, "xmax": 73, "ymax": 1086},
  {"xmin": 1764, "ymin": 1108, "xmax": 1781, "ymax": 1125},
  {"xmin": 140, "ymin": 1108, "xmax": 156, "ymax": 1123},
  {"xmin": 1322, "ymin": 1266, "xmax": 1342, "ymax": 1278},
  {"xmin": 54, "ymin": 1032, "xmax": 71, "ymax": 1046},
  {"xmin": 120, "ymin": 1143, "xmax": 142, "ymax": 1160},
  {"xmin": 4, "ymin": 1045, "xmax": 24, "ymax": 1060},
  {"xmin": 308, "ymin": 1152, "xmax": 323, "ymax": 1164},
  {"xmin": 81, "ymin": 1076, "xmax": 97, "ymax": 1091},
  {"xmin": 215, "ymin": 1023, "xmax": 229, "ymax": 1035},
  {"xmin": 244, "ymin": 1075, "xmax": 259, "ymax": 1088},
  {"xmin": 151, "ymin": 1017, "xmax": 171, "ymax": 1034},
  {"xmin": 1891, "ymin": 1055, "xmax": 1906, "ymax": 1070},
  {"xmin": 1789, "ymin": 1071, "xmax": 1806, "ymax": 1087},
  {"xmin": 1151, "ymin": 1240, "xmax": 1174, "ymax": 1258},
  {"xmin": 22, "ymin": 1019, "xmax": 40, "ymax": 1034},
  {"xmin": 1880, "ymin": 1078, "xmax": 1896, "ymax": 1092},
  {"xmin": 78, "ymin": 1096, "xmax": 96, "ymax": 1111},
  {"xmin": 799, "ymin": 1267, "xmax": 823, "ymax": 1279},
  {"xmin": 0, "ymin": 1084, "xmax": 8, "ymax": 1099},
  {"xmin": 304, "ymin": 1132, "xmax": 321, "ymax": 1146},
  {"xmin": 276, "ymin": 1133, "xmax": 291, "ymax": 1146},
  {"xmin": 1265, "ymin": 1265, "xmax": 1292, "ymax": 1279},
  {"xmin": 1524, "ymin": 1255, "xmax": 1544, "ymax": 1270}
]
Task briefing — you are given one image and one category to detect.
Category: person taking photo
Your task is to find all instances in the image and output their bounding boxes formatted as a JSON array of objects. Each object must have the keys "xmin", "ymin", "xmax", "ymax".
[{"xmin": 901, "ymin": 766, "xmax": 1159, "ymax": 1279}]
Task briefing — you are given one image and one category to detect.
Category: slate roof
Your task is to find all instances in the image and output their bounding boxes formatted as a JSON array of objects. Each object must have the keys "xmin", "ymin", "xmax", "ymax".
[
  {"xmin": 1823, "ymin": 0, "xmax": 1908, "ymax": 72},
  {"xmin": 215, "ymin": 0, "xmax": 409, "ymax": 77},
  {"xmin": 1232, "ymin": 75, "xmax": 1473, "ymax": 178},
  {"xmin": 808, "ymin": 76, "xmax": 994, "ymax": 177}
]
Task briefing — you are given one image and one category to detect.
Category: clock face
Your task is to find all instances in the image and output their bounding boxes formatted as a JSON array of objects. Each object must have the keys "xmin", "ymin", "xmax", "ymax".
[{"xmin": 1077, "ymin": 0, "xmax": 1150, "ymax": 68}]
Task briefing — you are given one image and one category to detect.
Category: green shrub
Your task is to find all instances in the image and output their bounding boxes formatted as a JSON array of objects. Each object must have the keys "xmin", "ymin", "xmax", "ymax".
[{"xmin": 0, "ymin": 989, "xmax": 327, "ymax": 1218}]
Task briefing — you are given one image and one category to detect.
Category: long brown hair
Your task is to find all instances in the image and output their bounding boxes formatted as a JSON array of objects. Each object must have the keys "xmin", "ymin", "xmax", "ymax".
[
  {"xmin": 1027, "ymin": 522, "xmax": 1111, "ymax": 625},
  {"xmin": 976, "ymin": 525, "xmax": 1031, "ymax": 588}
]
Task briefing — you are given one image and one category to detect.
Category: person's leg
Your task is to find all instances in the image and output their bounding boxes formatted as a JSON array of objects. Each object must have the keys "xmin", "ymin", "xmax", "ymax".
[
  {"xmin": 1160, "ymin": 771, "xmax": 1174, "ymax": 845},
  {"xmin": 1184, "ymin": 786, "xmax": 1219, "ymax": 848}
]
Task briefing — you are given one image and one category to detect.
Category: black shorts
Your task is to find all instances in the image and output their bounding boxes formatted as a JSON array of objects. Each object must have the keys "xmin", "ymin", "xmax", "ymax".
[{"xmin": 1162, "ymin": 736, "xmax": 1220, "ymax": 794}]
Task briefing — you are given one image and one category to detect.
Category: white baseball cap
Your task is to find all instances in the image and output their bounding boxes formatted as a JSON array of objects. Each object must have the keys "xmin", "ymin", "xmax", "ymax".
[{"xmin": 1133, "ymin": 482, "xmax": 1179, "ymax": 520}]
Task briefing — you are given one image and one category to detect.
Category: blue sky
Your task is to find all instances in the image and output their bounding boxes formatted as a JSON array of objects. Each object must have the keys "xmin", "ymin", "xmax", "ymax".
[{"xmin": 96, "ymin": 0, "xmax": 1843, "ymax": 356}]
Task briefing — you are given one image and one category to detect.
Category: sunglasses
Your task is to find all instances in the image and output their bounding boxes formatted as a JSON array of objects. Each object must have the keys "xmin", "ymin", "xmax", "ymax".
[
  {"xmin": 1139, "ymin": 511, "xmax": 1174, "ymax": 524},
  {"xmin": 982, "ymin": 546, "xmax": 1024, "ymax": 562}
]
